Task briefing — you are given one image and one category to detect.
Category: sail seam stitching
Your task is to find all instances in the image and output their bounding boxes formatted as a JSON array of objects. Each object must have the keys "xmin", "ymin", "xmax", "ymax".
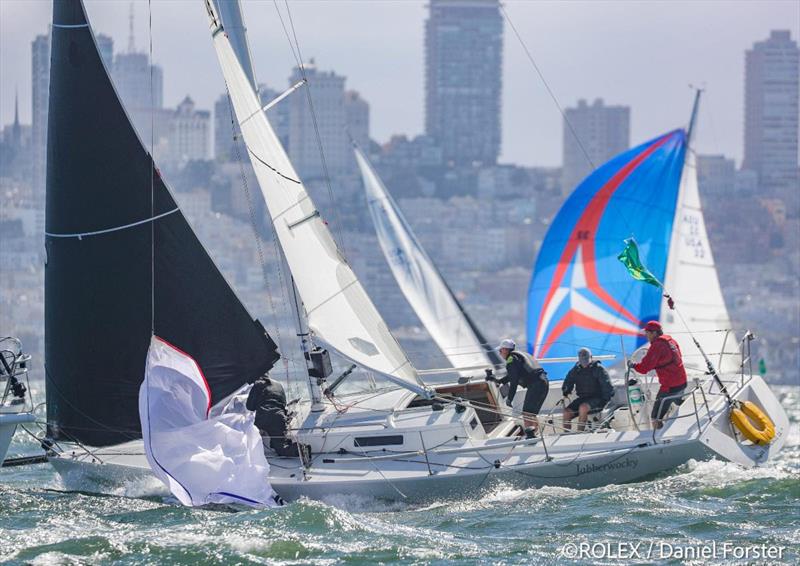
[{"xmin": 45, "ymin": 207, "xmax": 179, "ymax": 239}]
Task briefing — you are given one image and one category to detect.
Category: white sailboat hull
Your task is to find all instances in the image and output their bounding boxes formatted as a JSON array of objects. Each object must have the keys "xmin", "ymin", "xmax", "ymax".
[
  {"xmin": 47, "ymin": 373, "xmax": 787, "ymax": 503},
  {"xmin": 0, "ymin": 410, "xmax": 36, "ymax": 465}
]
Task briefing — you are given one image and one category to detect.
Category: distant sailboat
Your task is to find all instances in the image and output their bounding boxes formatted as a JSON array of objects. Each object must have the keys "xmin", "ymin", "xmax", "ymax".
[{"xmin": 354, "ymin": 145, "xmax": 503, "ymax": 375}]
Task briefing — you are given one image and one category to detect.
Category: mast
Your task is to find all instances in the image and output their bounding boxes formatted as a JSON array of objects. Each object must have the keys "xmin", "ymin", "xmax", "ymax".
[
  {"xmin": 686, "ymin": 87, "xmax": 703, "ymax": 149},
  {"xmin": 211, "ymin": 0, "xmax": 258, "ymax": 90},
  {"xmin": 204, "ymin": 0, "xmax": 430, "ymax": 398}
]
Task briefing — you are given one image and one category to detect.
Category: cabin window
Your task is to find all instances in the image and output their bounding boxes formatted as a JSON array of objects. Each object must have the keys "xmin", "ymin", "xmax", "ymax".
[{"xmin": 354, "ymin": 435, "xmax": 404, "ymax": 447}]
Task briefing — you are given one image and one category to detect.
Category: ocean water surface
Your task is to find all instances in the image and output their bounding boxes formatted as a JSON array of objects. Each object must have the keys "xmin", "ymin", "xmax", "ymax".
[{"xmin": 1, "ymin": 386, "xmax": 798, "ymax": 565}]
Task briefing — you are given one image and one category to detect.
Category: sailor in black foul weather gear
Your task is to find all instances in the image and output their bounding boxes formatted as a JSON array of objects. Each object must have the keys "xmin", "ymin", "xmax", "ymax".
[
  {"xmin": 493, "ymin": 338, "xmax": 549, "ymax": 438},
  {"xmin": 246, "ymin": 374, "xmax": 298, "ymax": 457},
  {"xmin": 561, "ymin": 348, "xmax": 613, "ymax": 431}
]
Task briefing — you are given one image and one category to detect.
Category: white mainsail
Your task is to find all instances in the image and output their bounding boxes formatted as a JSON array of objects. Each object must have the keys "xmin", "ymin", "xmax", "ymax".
[
  {"xmin": 355, "ymin": 146, "xmax": 501, "ymax": 374},
  {"xmin": 660, "ymin": 104, "xmax": 738, "ymax": 373},
  {"xmin": 206, "ymin": 7, "xmax": 427, "ymax": 396}
]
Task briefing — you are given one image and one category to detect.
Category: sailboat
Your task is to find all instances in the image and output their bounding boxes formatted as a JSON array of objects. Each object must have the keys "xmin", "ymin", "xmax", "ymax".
[
  {"xmin": 46, "ymin": 0, "xmax": 788, "ymax": 503},
  {"xmin": 353, "ymin": 145, "xmax": 503, "ymax": 377},
  {"xmin": 0, "ymin": 338, "xmax": 36, "ymax": 466}
]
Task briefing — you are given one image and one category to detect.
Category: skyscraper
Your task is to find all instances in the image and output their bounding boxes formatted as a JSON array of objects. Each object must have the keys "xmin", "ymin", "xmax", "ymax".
[
  {"xmin": 214, "ymin": 85, "xmax": 290, "ymax": 162},
  {"xmin": 425, "ymin": 0, "xmax": 503, "ymax": 166},
  {"xmin": 95, "ymin": 33, "xmax": 114, "ymax": 70},
  {"xmin": 288, "ymin": 61, "xmax": 348, "ymax": 180},
  {"xmin": 164, "ymin": 96, "xmax": 210, "ymax": 169},
  {"xmin": 743, "ymin": 30, "xmax": 799, "ymax": 196},
  {"xmin": 561, "ymin": 98, "xmax": 630, "ymax": 194},
  {"xmin": 31, "ymin": 33, "xmax": 50, "ymax": 198}
]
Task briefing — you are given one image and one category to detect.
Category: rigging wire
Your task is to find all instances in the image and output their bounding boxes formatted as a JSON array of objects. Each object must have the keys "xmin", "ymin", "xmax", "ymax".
[
  {"xmin": 272, "ymin": 0, "xmax": 348, "ymax": 256},
  {"xmin": 148, "ymin": 0, "xmax": 155, "ymax": 336},
  {"xmin": 223, "ymin": 88, "xmax": 293, "ymax": 387},
  {"xmin": 500, "ymin": 3, "xmax": 595, "ymax": 171}
]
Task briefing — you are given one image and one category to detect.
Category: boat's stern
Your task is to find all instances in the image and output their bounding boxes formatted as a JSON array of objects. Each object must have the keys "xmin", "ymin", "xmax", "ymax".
[{"xmin": 699, "ymin": 374, "xmax": 789, "ymax": 468}]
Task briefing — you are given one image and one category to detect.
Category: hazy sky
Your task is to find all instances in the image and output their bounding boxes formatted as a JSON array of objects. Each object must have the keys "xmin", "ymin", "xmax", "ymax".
[{"xmin": 1, "ymin": 0, "xmax": 798, "ymax": 167}]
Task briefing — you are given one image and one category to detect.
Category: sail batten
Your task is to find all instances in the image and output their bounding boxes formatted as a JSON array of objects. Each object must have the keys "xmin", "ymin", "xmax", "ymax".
[
  {"xmin": 355, "ymin": 146, "xmax": 501, "ymax": 374},
  {"xmin": 205, "ymin": 7, "xmax": 426, "ymax": 396},
  {"xmin": 45, "ymin": 0, "xmax": 279, "ymax": 447}
]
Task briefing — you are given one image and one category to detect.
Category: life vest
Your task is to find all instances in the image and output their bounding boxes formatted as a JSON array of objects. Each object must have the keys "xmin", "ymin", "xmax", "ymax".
[{"xmin": 507, "ymin": 351, "xmax": 547, "ymax": 388}]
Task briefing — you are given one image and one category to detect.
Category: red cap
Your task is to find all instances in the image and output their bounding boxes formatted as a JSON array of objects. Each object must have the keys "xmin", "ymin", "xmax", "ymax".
[{"xmin": 643, "ymin": 320, "xmax": 662, "ymax": 332}]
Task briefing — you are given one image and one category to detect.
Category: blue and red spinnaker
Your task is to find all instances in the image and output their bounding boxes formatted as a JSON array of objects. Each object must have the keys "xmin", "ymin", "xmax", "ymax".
[{"xmin": 526, "ymin": 129, "xmax": 686, "ymax": 379}]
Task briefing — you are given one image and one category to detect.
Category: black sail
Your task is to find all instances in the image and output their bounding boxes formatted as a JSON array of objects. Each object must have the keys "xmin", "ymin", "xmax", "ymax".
[{"xmin": 45, "ymin": 0, "xmax": 279, "ymax": 447}]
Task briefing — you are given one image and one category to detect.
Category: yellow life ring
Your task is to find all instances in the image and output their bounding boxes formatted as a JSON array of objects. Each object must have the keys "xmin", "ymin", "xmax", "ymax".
[{"xmin": 730, "ymin": 401, "xmax": 775, "ymax": 445}]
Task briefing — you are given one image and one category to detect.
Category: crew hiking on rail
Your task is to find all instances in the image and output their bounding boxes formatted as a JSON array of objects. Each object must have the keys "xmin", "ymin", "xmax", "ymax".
[
  {"xmin": 561, "ymin": 347, "xmax": 613, "ymax": 431},
  {"xmin": 628, "ymin": 320, "xmax": 688, "ymax": 429},
  {"xmin": 491, "ymin": 339, "xmax": 548, "ymax": 439}
]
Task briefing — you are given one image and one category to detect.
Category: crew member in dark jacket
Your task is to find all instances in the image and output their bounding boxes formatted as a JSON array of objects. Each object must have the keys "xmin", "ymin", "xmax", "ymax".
[
  {"xmin": 562, "ymin": 348, "xmax": 613, "ymax": 431},
  {"xmin": 494, "ymin": 338, "xmax": 549, "ymax": 439},
  {"xmin": 246, "ymin": 374, "xmax": 297, "ymax": 457}
]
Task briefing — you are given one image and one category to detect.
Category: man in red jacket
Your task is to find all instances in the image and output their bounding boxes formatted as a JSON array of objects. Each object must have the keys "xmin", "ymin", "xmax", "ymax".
[{"xmin": 629, "ymin": 321, "xmax": 688, "ymax": 429}]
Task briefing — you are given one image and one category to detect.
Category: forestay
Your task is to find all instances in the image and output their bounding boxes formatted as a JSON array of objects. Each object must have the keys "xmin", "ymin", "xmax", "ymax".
[
  {"xmin": 205, "ymin": 5, "xmax": 427, "ymax": 396},
  {"xmin": 355, "ymin": 146, "xmax": 502, "ymax": 374},
  {"xmin": 660, "ymin": 148, "xmax": 738, "ymax": 373},
  {"xmin": 140, "ymin": 337, "xmax": 282, "ymax": 508}
]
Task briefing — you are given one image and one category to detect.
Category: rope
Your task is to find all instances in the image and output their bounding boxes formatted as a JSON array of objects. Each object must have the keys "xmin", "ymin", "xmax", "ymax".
[
  {"xmin": 273, "ymin": 0, "xmax": 348, "ymax": 256},
  {"xmin": 44, "ymin": 208, "xmax": 179, "ymax": 239},
  {"xmin": 246, "ymin": 147, "xmax": 301, "ymax": 184},
  {"xmin": 500, "ymin": 4, "xmax": 595, "ymax": 171},
  {"xmin": 147, "ymin": 0, "xmax": 156, "ymax": 336},
  {"xmin": 224, "ymin": 88, "xmax": 292, "ymax": 387}
]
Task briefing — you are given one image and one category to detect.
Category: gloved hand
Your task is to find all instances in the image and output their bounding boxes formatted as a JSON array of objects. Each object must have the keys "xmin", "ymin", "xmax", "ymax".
[{"xmin": 626, "ymin": 359, "xmax": 635, "ymax": 369}]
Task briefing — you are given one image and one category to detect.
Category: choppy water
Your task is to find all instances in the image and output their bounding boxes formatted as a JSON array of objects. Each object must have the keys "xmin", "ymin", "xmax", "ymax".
[{"xmin": 1, "ymin": 387, "xmax": 798, "ymax": 565}]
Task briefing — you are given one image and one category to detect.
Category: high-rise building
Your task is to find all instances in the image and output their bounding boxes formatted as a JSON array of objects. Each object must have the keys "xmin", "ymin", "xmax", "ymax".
[
  {"xmin": 164, "ymin": 96, "xmax": 210, "ymax": 169},
  {"xmin": 425, "ymin": 0, "xmax": 503, "ymax": 166},
  {"xmin": 31, "ymin": 33, "xmax": 50, "ymax": 199},
  {"xmin": 344, "ymin": 91, "xmax": 369, "ymax": 150},
  {"xmin": 214, "ymin": 85, "xmax": 290, "ymax": 162},
  {"xmin": 697, "ymin": 154, "xmax": 736, "ymax": 196},
  {"xmin": 561, "ymin": 98, "xmax": 630, "ymax": 194},
  {"xmin": 113, "ymin": 51, "xmax": 164, "ymax": 143},
  {"xmin": 288, "ymin": 61, "xmax": 348, "ymax": 180},
  {"xmin": 743, "ymin": 30, "xmax": 799, "ymax": 195},
  {"xmin": 95, "ymin": 33, "xmax": 114, "ymax": 70}
]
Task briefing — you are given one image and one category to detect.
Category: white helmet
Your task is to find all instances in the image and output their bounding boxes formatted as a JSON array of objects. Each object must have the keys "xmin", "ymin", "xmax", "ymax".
[{"xmin": 497, "ymin": 338, "xmax": 516, "ymax": 351}]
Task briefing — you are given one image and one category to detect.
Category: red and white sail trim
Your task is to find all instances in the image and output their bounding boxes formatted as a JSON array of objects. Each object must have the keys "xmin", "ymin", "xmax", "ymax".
[{"xmin": 139, "ymin": 336, "xmax": 282, "ymax": 508}]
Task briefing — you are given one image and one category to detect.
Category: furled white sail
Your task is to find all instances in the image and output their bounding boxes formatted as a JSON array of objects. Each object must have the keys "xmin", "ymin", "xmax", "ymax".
[
  {"xmin": 355, "ymin": 146, "xmax": 501, "ymax": 374},
  {"xmin": 139, "ymin": 336, "xmax": 282, "ymax": 508},
  {"xmin": 660, "ymin": 147, "xmax": 739, "ymax": 373},
  {"xmin": 205, "ymin": 7, "xmax": 427, "ymax": 396}
]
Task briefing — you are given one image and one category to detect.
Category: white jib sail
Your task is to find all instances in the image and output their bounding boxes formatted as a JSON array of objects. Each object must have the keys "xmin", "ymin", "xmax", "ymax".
[
  {"xmin": 206, "ymin": 9, "xmax": 427, "ymax": 397},
  {"xmin": 660, "ymin": 147, "xmax": 739, "ymax": 373},
  {"xmin": 139, "ymin": 336, "xmax": 282, "ymax": 508},
  {"xmin": 355, "ymin": 146, "xmax": 499, "ymax": 374}
]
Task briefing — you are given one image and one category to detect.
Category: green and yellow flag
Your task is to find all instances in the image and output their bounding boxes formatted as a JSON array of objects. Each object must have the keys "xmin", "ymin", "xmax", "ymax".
[{"xmin": 617, "ymin": 238, "xmax": 662, "ymax": 288}]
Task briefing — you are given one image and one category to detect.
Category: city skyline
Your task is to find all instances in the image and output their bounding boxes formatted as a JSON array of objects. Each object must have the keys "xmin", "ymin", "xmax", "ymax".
[{"xmin": 0, "ymin": 0, "xmax": 798, "ymax": 168}]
